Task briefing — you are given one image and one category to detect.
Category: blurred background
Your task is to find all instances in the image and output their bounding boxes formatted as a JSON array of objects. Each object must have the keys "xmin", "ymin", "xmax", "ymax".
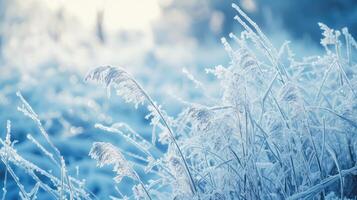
[{"xmin": 0, "ymin": 0, "xmax": 356, "ymax": 198}]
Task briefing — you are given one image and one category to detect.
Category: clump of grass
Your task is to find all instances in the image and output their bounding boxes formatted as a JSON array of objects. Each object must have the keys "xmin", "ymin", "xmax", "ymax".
[
  {"xmin": 85, "ymin": 4, "xmax": 357, "ymax": 199},
  {"xmin": 2, "ymin": 3, "xmax": 357, "ymax": 200},
  {"xmin": 0, "ymin": 92, "xmax": 93, "ymax": 200}
]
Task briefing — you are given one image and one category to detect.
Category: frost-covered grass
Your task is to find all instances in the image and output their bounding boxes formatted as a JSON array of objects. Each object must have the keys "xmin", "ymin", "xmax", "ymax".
[{"xmin": 1, "ymin": 3, "xmax": 357, "ymax": 200}]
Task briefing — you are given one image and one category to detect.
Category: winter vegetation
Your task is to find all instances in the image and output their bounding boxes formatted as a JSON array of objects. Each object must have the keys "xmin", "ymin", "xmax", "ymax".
[{"xmin": 1, "ymin": 1, "xmax": 357, "ymax": 200}]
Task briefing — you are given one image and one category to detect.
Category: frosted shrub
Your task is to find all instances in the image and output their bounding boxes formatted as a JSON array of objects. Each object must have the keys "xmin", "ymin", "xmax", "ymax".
[{"xmin": 2, "ymin": 3, "xmax": 357, "ymax": 200}]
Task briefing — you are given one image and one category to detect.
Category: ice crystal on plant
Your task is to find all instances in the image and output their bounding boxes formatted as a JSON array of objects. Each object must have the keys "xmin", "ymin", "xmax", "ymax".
[
  {"xmin": 319, "ymin": 22, "xmax": 341, "ymax": 48},
  {"xmin": 89, "ymin": 142, "xmax": 135, "ymax": 183},
  {"xmin": 85, "ymin": 66, "xmax": 146, "ymax": 108}
]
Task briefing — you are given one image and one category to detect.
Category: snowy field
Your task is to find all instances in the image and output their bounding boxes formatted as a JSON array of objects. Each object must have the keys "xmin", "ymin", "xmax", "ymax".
[{"xmin": 0, "ymin": 0, "xmax": 356, "ymax": 199}]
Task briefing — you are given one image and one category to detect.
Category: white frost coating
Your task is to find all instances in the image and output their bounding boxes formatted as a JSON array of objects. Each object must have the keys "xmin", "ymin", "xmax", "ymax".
[
  {"xmin": 89, "ymin": 142, "xmax": 135, "ymax": 183},
  {"xmin": 89, "ymin": 142, "xmax": 152, "ymax": 199},
  {"xmin": 182, "ymin": 67, "xmax": 203, "ymax": 88},
  {"xmin": 319, "ymin": 23, "xmax": 341, "ymax": 48},
  {"xmin": 85, "ymin": 66, "xmax": 146, "ymax": 108}
]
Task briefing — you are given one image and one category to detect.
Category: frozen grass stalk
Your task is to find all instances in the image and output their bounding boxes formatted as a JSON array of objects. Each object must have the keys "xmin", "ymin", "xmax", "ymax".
[{"xmin": 85, "ymin": 66, "xmax": 197, "ymax": 194}]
